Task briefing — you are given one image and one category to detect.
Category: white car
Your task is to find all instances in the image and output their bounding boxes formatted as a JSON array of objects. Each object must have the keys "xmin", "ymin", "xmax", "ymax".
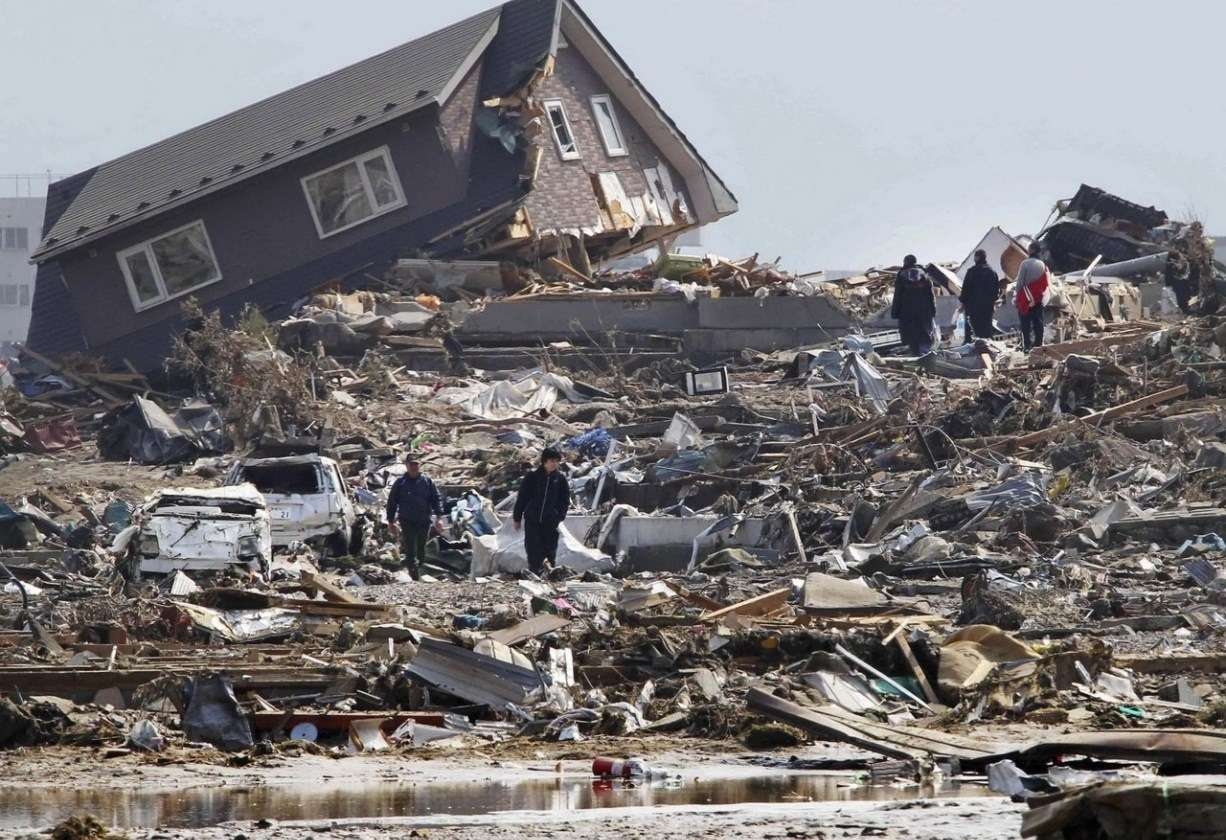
[
  {"xmin": 226, "ymin": 454, "xmax": 358, "ymax": 555},
  {"xmin": 123, "ymin": 484, "xmax": 271, "ymax": 579}
]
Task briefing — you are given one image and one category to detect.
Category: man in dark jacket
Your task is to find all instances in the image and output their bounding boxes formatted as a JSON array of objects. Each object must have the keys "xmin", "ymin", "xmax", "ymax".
[
  {"xmin": 960, "ymin": 249, "xmax": 1001, "ymax": 343},
  {"xmin": 891, "ymin": 255, "xmax": 937, "ymax": 355},
  {"xmin": 512, "ymin": 447, "xmax": 570, "ymax": 574},
  {"xmin": 386, "ymin": 455, "xmax": 442, "ymax": 579}
]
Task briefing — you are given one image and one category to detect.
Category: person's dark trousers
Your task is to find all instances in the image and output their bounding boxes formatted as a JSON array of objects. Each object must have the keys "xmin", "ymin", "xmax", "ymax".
[
  {"xmin": 523, "ymin": 519, "xmax": 561, "ymax": 574},
  {"xmin": 399, "ymin": 524, "xmax": 429, "ymax": 579},
  {"xmin": 1019, "ymin": 304, "xmax": 1044, "ymax": 350},
  {"xmin": 965, "ymin": 310, "xmax": 994, "ymax": 344}
]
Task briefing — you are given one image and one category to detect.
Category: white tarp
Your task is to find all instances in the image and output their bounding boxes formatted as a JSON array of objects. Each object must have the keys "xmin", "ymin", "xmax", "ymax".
[
  {"xmin": 435, "ymin": 371, "xmax": 592, "ymax": 421},
  {"xmin": 471, "ymin": 522, "xmax": 613, "ymax": 578}
]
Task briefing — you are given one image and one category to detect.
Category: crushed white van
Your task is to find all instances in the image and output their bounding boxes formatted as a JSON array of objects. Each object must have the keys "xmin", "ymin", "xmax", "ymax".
[
  {"xmin": 225, "ymin": 454, "xmax": 357, "ymax": 554},
  {"xmin": 123, "ymin": 484, "xmax": 271, "ymax": 579}
]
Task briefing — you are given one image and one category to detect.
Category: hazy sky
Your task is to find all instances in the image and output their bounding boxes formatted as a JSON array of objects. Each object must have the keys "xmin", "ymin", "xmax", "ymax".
[{"xmin": 3, "ymin": 0, "xmax": 1223, "ymax": 270}]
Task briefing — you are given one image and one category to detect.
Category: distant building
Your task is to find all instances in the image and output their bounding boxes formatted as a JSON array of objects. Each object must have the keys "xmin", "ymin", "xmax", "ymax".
[{"xmin": 0, "ymin": 196, "xmax": 43, "ymax": 343}]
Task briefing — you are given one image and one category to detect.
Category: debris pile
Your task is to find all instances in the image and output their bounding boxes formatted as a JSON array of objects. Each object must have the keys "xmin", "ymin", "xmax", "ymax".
[{"xmin": 1, "ymin": 184, "xmax": 1226, "ymax": 839}]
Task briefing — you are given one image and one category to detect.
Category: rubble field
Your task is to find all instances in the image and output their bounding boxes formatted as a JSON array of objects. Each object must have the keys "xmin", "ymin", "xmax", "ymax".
[{"xmin": 2, "ymin": 185, "xmax": 1226, "ymax": 840}]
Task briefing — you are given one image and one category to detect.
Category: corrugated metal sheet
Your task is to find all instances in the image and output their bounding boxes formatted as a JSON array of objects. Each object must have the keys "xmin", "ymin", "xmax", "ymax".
[
  {"xmin": 406, "ymin": 637, "xmax": 543, "ymax": 709},
  {"xmin": 36, "ymin": 7, "xmax": 502, "ymax": 258}
]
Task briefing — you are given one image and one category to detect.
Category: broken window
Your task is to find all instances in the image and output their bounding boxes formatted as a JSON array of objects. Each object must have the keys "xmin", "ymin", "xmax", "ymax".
[
  {"xmin": 590, "ymin": 95, "xmax": 628, "ymax": 157},
  {"xmin": 116, "ymin": 220, "xmax": 221, "ymax": 311},
  {"xmin": 301, "ymin": 147, "xmax": 405, "ymax": 238},
  {"xmin": 543, "ymin": 99, "xmax": 580, "ymax": 161},
  {"xmin": 1, "ymin": 228, "xmax": 27, "ymax": 250},
  {"xmin": 241, "ymin": 463, "xmax": 322, "ymax": 495}
]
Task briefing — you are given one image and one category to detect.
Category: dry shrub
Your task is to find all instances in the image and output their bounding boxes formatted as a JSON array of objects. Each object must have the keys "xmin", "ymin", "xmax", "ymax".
[{"xmin": 166, "ymin": 299, "xmax": 316, "ymax": 440}]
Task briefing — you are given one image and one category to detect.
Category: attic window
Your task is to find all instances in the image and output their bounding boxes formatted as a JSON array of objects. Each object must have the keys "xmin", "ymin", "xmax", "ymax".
[
  {"xmin": 117, "ymin": 220, "xmax": 222, "ymax": 312},
  {"xmin": 543, "ymin": 99, "xmax": 580, "ymax": 161},
  {"xmin": 590, "ymin": 95, "xmax": 628, "ymax": 157},
  {"xmin": 301, "ymin": 146, "xmax": 405, "ymax": 239}
]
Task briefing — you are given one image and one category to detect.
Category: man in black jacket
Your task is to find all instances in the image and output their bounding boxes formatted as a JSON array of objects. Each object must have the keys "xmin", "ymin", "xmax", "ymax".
[
  {"xmin": 513, "ymin": 447, "xmax": 570, "ymax": 574},
  {"xmin": 891, "ymin": 255, "xmax": 936, "ymax": 355},
  {"xmin": 386, "ymin": 455, "xmax": 442, "ymax": 579},
  {"xmin": 960, "ymin": 249, "xmax": 1001, "ymax": 343}
]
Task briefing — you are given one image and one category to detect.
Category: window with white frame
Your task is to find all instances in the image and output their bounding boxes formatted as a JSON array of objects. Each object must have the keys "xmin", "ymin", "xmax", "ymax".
[
  {"xmin": 116, "ymin": 220, "xmax": 222, "ymax": 311},
  {"xmin": 543, "ymin": 99, "xmax": 580, "ymax": 160},
  {"xmin": 301, "ymin": 146, "xmax": 405, "ymax": 238},
  {"xmin": 589, "ymin": 95, "xmax": 628, "ymax": 157}
]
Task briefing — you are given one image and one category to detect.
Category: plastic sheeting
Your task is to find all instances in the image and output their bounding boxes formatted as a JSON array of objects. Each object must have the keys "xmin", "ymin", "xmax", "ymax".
[
  {"xmin": 182, "ymin": 674, "xmax": 254, "ymax": 751},
  {"xmin": 434, "ymin": 371, "xmax": 594, "ymax": 421},
  {"xmin": 471, "ymin": 522, "xmax": 613, "ymax": 578},
  {"xmin": 965, "ymin": 473, "xmax": 1049, "ymax": 511},
  {"xmin": 97, "ymin": 396, "xmax": 229, "ymax": 465}
]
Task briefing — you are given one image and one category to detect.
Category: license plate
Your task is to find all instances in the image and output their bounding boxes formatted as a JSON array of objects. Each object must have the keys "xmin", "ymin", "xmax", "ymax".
[{"xmin": 273, "ymin": 509, "xmax": 293, "ymax": 520}]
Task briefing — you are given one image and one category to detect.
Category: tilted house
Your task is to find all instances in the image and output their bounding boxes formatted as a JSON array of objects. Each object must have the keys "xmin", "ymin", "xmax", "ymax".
[{"xmin": 28, "ymin": 0, "xmax": 736, "ymax": 366}]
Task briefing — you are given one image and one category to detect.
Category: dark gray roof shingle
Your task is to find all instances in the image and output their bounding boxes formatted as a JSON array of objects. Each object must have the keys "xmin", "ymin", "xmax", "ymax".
[{"xmin": 34, "ymin": 6, "xmax": 501, "ymax": 260}]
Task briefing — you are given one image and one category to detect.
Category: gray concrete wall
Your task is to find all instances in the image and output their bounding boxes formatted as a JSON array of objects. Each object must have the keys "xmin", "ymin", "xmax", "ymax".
[{"xmin": 458, "ymin": 295, "xmax": 853, "ymax": 357}]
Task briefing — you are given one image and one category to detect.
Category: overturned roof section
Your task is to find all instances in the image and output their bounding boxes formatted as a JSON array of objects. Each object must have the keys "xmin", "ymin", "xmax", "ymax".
[
  {"xmin": 1063, "ymin": 184, "xmax": 1168, "ymax": 230},
  {"xmin": 33, "ymin": 7, "xmax": 502, "ymax": 261}
]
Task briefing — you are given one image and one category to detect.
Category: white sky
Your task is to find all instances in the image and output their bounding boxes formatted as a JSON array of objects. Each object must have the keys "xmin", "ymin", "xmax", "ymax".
[{"xmin": 2, "ymin": 0, "xmax": 1221, "ymax": 270}]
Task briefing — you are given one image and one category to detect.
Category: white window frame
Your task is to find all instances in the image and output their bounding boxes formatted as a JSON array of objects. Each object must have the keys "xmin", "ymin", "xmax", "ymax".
[
  {"xmin": 543, "ymin": 99, "xmax": 581, "ymax": 161},
  {"xmin": 300, "ymin": 146, "xmax": 407, "ymax": 239},
  {"xmin": 116, "ymin": 219, "xmax": 222, "ymax": 313},
  {"xmin": 589, "ymin": 94, "xmax": 628, "ymax": 157}
]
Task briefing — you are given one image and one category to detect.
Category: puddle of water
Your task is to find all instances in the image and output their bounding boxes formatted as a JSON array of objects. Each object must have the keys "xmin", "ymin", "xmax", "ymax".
[{"xmin": 0, "ymin": 773, "xmax": 994, "ymax": 830}]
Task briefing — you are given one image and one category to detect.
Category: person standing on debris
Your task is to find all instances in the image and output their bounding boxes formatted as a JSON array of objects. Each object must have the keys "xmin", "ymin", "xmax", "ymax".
[
  {"xmin": 1015, "ymin": 242, "xmax": 1050, "ymax": 351},
  {"xmin": 960, "ymin": 249, "xmax": 1001, "ymax": 343},
  {"xmin": 891, "ymin": 255, "xmax": 937, "ymax": 355},
  {"xmin": 513, "ymin": 447, "xmax": 570, "ymax": 575},
  {"xmin": 386, "ymin": 455, "xmax": 443, "ymax": 580}
]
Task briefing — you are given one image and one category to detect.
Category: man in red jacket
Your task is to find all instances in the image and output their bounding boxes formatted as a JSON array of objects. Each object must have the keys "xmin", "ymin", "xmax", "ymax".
[{"xmin": 1014, "ymin": 242, "xmax": 1049, "ymax": 351}]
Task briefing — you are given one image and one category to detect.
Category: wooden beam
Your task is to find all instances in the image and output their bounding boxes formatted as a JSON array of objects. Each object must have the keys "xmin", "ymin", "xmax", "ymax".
[
  {"xmin": 301, "ymin": 571, "xmax": 359, "ymax": 605},
  {"xmin": 546, "ymin": 256, "xmax": 591, "ymax": 283},
  {"xmin": 887, "ymin": 629, "xmax": 940, "ymax": 705},
  {"xmin": 701, "ymin": 587, "xmax": 791, "ymax": 623},
  {"xmin": 990, "ymin": 384, "xmax": 1190, "ymax": 452}
]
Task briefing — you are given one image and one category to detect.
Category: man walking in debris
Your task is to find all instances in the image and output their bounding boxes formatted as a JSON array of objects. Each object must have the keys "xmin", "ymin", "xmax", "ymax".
[
  {"xmin": 960, "ymin": 249, "xmax": 1000, "ymax": 343},
  {"xmin": 891, "ymin": 255, "xmax": 937, "ymax": 355},
  {"xmin": 1015, "ymin": 241, "xmax": 1050, "ymax": 351},
  {"xmin": 513, "ymin": 447, "xmax": 570, "ymax": 575},
  {"xmin": 386, "ymin": 455, "xmax": 442, "ymax": 580}
]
